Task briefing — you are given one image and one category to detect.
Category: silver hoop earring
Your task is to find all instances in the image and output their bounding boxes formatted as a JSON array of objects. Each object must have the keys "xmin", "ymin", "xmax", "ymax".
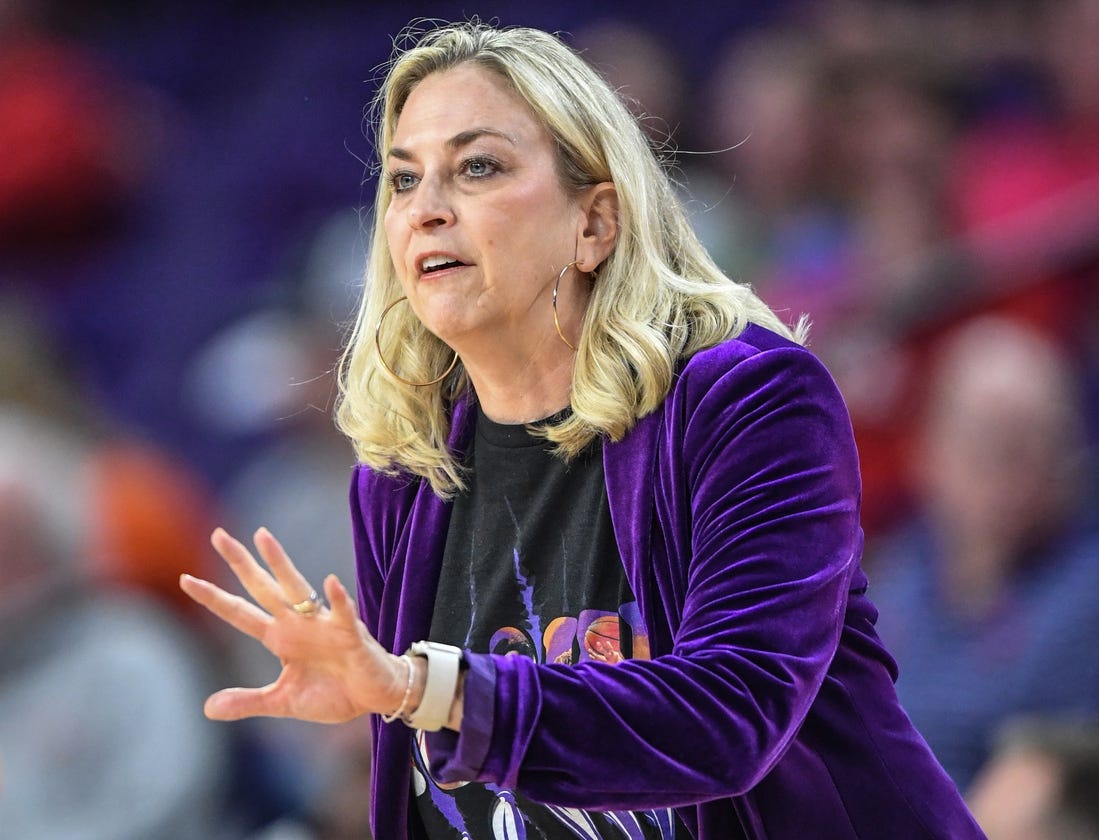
[
  {"xmin": 553, "ymin": 261, "xmax": 580, "ymax": 351},
  {"xmin": 375, "ymin": 297, "xmax": 458, "ymax": 387}
]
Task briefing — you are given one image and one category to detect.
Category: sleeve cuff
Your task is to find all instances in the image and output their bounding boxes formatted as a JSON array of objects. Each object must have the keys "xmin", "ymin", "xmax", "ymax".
[{"xmin": 424, "ymin": 652, "xmax": 496, "ymax": 784}]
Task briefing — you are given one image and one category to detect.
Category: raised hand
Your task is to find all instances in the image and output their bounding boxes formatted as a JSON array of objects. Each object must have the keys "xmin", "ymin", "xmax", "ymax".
[{"xmin": 180, "ymin": 527, "xmax": 404, "ymax": 724}]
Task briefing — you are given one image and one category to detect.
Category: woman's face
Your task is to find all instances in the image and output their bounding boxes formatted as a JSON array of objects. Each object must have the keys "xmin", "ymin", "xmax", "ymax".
[{"xmin": 383, "ymin": 64, "xmax": 587, "ymax": 355}]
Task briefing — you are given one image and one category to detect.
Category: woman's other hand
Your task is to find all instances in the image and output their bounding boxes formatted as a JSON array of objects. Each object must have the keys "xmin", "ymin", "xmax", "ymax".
[{"xmin": 180, "ymin": 527, "xmax": 402, "ymax": 724}]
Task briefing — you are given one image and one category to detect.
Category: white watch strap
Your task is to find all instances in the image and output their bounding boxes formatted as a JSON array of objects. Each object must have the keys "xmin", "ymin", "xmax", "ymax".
[{"xmin": 405, "ymin": 640, "xmax": 462, "ymax": 731}]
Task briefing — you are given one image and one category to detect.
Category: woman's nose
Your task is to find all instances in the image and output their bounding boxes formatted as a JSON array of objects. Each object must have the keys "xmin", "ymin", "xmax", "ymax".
[{"xmin": 407, "ymin": 179, "xmax": 455, "ymax": 229}]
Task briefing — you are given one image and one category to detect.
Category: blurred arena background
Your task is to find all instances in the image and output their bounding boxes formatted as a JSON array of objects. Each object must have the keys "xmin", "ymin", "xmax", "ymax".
[{"xmin": 2, "ymin": 1, "xmax": 1097, "ymax": 837}]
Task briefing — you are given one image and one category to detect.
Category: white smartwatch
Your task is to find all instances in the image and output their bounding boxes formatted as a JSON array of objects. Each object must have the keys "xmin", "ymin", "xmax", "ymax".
[{"xmin": 403, "ymin": 640, "xmax": 463, "ymax": 731}]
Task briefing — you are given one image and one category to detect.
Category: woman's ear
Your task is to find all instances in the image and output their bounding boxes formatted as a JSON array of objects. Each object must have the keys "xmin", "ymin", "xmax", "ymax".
[{"xmin": 576, "ymin": 182, "xmax": 619, "ymax": 272}]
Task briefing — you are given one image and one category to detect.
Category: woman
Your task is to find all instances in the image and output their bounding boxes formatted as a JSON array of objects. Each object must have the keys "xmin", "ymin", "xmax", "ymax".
[{"xmin": 181, "ymin": 22, "xmax": 986, "ymax": 839}]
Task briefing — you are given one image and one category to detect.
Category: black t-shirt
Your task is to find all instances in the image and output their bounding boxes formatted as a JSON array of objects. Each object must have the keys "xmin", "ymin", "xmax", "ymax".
[{"xmin": 413, "ymin": 406, "xmax": 688, "ymax": 839}]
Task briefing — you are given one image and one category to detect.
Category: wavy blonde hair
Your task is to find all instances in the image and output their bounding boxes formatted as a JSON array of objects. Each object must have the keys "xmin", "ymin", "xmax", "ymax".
[{"xmin": 336, "ymin": 21, "xmax": 805, "ymax": 497}]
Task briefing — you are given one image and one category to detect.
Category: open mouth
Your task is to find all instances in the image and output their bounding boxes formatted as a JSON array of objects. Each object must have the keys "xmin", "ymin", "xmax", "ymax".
[{"xmin": 420, "ymin": 255, "xmax": 466, "ymax": 275}]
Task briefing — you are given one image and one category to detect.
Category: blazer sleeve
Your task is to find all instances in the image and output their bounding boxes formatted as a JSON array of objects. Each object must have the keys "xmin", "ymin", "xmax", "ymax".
[
  {"xmin": 431, "ymin": 341, "xmax": 864, "ymax": 810},
  {"xmin": 349, "ymin": 465, "xmax": 385, "ymax": 638}
]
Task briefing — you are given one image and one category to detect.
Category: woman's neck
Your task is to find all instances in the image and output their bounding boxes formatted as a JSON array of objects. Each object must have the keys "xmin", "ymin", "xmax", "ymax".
[{"xmin": 459, "ymin": 334, "xmax": 575, "ymax": 424}]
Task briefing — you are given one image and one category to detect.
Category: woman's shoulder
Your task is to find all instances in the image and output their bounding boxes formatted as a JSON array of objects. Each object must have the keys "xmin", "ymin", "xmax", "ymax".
[
  {"xmin": 674, "ymin": 322, "xmax": 840, "ymax": 407},
  {"xmin": 660, "ymin": 322, "xmax": 858, "ymax": 475}
]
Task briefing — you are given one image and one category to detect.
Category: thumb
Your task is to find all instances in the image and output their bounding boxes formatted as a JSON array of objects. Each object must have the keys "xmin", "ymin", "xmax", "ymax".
[{"xmin": 204, "ymin": 685, "xmax": 278, "ymax": 721}]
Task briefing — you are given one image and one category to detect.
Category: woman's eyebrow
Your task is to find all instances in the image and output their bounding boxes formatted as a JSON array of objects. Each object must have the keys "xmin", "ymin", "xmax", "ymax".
[
  {"xmin": 447, "ymin": 127, "xmax": 517, "ymax": 149},
  {"xmin": 388, "ymin": 127, "xmax": 517, "ymax": 161}
]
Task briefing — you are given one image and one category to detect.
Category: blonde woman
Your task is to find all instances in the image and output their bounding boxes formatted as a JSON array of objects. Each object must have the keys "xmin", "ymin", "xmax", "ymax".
[{"xmin": 182, "ymin": 22, "xmax": 985, "ymax": 839}]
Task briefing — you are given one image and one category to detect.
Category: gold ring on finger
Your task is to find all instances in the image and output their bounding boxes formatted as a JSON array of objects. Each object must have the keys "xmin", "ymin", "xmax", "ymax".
[{"xmin": 291, "ymin": 589, "xmax": 323, "ymax": 616}]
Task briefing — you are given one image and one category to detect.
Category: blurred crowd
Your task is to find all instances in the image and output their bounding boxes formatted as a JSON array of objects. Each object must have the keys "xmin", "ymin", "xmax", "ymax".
[{"xmin": 1, "ymin": 0, "xmax": 1097, "ymax": 838}]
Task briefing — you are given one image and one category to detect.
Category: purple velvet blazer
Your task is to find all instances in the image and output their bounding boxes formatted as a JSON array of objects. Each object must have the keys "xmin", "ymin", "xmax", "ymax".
[{"xmin": 350, "ymin": 324, "xmax": 986, "ymax": 839}]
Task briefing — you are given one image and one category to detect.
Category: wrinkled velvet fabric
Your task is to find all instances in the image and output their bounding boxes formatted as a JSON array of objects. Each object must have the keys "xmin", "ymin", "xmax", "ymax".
[{"xmin": 351, "ymin": 325, "xmax": 986, "ymax": 839}]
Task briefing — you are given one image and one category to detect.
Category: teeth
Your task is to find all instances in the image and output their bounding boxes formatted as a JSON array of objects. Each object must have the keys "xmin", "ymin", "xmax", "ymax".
[{"xmin": 421, "ymin": 255, "xmax": 460, "ymax": 272}]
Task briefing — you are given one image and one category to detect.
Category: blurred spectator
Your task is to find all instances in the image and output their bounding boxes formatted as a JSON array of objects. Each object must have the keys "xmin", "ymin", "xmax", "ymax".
[
  {"xmin": 0, "ymin": 1, "xmax": 161, "ymax": 257},
  {"xmin": 869, "ymin": 316, "xmax": 1099, "ymax": 790},
  {"xmin": 810, "ymin": 44, "xmax": 961, "ymax": 532},
  {"xmin": 948, "ymin": 0, "xmax": 1099, "ymax": 239},
  {"xmin": 0, "ymin": 297, "xmax": 223, "ymax": 617},
  {"xmin": 692, "ymin": 25, "xmax": 840, "ymax": 291},
  {"xmin": 203, "ymin": 213, "xmax": 360, "ymax": 616},
  {"xmin": 1, "ymin": 278, "xmax": 367, "ymax": 837},
  {"xmin": 820, "ymin": 50, "xmax": 955, "ymax": 318},
  {"xmin": 933, "ymin": 0, "xmax": 1099, "ymax": 360},
  {"xmin": 0, "ymin": 409, "xmax": 231, "ymax": 839},
  {"xmin": 968, "ymin": 717, "xmax": 1099, "ymax": 840}
]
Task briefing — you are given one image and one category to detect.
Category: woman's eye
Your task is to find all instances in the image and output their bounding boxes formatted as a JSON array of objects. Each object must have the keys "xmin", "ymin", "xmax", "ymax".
[
  {"xmin": 462, "ymin": 157, "xmax": 497, "ymax": 178},
  {"xmin": 389, "ymin": 171, "xmax": 418, "ymax": 192}
]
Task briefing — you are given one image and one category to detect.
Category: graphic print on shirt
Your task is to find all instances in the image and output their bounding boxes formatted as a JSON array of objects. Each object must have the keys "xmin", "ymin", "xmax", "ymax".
[
  {"xmin": 414, "ymin": 592, "xmax": 675, "ymax": 839},
  {"xmin": 415, "ymin": 411, "xmax": 684, "ymax": 839}
]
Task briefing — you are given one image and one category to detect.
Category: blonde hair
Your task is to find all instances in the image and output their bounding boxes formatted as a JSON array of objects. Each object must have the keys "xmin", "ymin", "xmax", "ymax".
[{"xmin": 336, "ymin": 21, "xmax": 804, "ymax": 497}]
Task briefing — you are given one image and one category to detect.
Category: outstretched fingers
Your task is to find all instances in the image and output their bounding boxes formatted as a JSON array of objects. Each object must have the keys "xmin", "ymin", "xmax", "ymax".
[
  {"xmin": 182, "ymin": 527, "xmax": 377, "ymax": 725},
  {"xmin": 210, "ymin": 527, "xmax": 287, "ymax": 615},
  {"xmin": 179, "ymin": 573, "xmax": 271, "ymax": 640}
]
